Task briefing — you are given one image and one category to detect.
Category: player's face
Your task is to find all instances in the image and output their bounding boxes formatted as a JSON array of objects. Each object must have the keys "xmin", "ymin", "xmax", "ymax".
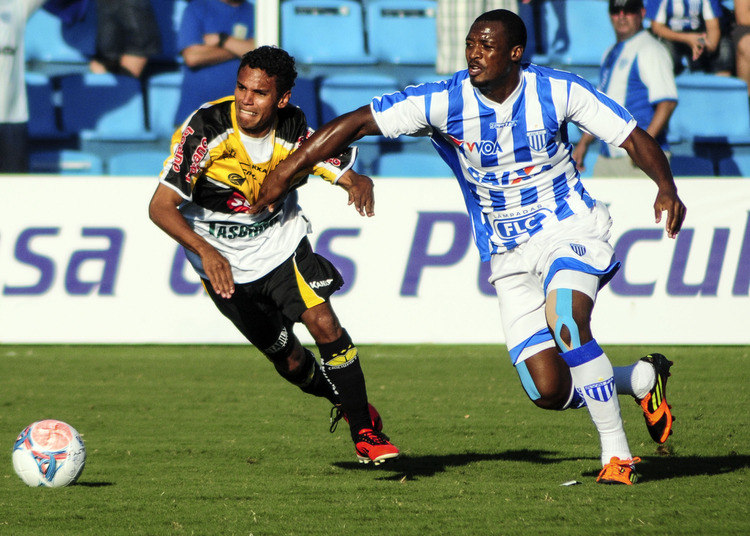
[
  {"xmin": 465, "ymin": 20, "xmax": 523, "ymax": 96},
  {"xmin": 610, "ymin": 7, "xmax": 644, "ymax": 41},
  {"xmin": 234, "ymin": 66, "xmax": 290, "ymax": 137}
]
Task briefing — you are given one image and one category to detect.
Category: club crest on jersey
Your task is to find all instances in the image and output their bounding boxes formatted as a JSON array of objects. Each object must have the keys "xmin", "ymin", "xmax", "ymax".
[
  {"xmin": 584, "ymin": 377, "xmax": 615, "ymax": 402},
  {"xmin": 570, "ymin": 243, "xmax": 587, "ymax": 256},
  {"xmin": 526, "ymin": 129, "xmax": 547, "ymax": 152}
]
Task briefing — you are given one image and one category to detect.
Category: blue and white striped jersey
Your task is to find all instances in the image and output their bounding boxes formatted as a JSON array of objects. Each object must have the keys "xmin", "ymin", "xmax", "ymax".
[
  {"xmin": 647, "ymin": 0, "xmax": 723, "ymax": 32},
  {"xmin": 598, "ymin": 30, "xmax": 677, "ymax": 157},
  {"xmin": 370, "ymin": 64, "xmax": 637, "ymax": 260}
]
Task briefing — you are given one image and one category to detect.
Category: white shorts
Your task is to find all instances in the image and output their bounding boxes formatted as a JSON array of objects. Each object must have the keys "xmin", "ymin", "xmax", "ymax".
[{"xmin": 489, "ymin": 201, "xmax": 619, "ymax": 365}]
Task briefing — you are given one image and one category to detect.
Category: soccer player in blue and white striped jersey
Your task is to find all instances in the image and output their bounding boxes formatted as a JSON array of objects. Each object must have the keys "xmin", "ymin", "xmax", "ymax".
[{"xmin": 253, "ymin": 10, "xmax": 686, "ymax": 484}]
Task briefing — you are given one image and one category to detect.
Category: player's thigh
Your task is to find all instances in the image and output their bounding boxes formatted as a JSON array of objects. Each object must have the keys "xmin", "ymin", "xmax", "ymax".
[
  {"xmin": 203, "ymin": 279, "xmax": 292, "ymax": 356},
  {"xmin": 489, "ymin": 249, "xmax": 555, "ymax": 367},
  {"xmin": 265, "ymin": 238, "xmax": 344, "ymax": 335}
]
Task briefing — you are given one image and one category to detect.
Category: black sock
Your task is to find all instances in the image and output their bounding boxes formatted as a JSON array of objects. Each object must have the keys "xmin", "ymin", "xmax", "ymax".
[
  {"xmin": 318, "ymin": 330, "xmax": 370, "ymax": 437},
  {"xmin": 276, "ymin": 348, "xmax": 338, "ymax": 405}
]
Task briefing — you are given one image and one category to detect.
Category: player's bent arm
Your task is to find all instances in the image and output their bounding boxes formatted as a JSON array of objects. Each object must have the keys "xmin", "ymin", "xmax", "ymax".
[
  {"xmin": 251, "ymin": 106, "xmax": 382, "ymax": 213},
  {"xmin": 620, "ymin": 127, "xmax": 686, "ymax": 238},
  {"xmin": 148, "ymin": 183, "xmax": 235, "ymax": 298}
]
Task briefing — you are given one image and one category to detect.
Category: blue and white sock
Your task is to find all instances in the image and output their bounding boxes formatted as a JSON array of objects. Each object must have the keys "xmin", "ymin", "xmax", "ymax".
[
  {"xmin": 561, "ymin": 340, "xmax": 632, "ymax": 466},
  {"xmin": 614, "ymin": 360, "xmax": 656, "ymax": 399}
]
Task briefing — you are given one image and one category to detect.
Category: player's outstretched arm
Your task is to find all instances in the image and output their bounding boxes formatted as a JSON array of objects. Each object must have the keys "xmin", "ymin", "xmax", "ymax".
[
  {"xmin": 249, "ymin": 106, "xmax": 382, "ymax": 214},
  {"xmin": 620, "ymin": 126, "xmax": 686, "ymax": 239},
  {"xmin": 149, "ymin": 183, "xmax": 235, "ymax": 298}
]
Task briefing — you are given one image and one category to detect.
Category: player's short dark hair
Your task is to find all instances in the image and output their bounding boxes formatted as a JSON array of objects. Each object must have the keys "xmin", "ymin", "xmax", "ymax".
[
  {"xmin": 474, "ymin": 9, "xmax": 527, "ymax": 50},
  {"xmin": 238, "ymin": 46, "xmax": 297, "ymax": 95}
]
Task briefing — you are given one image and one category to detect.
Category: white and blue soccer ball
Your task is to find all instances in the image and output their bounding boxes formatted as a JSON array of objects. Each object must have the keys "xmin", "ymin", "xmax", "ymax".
[{"xmin": 12, "ymin": 420, "xmax": 86, "ymax": 487}]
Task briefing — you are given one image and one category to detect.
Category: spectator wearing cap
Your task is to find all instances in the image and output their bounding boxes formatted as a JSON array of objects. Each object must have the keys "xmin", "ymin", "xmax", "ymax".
[
  {"xmin": 572, "ymin": 0, "xmax": 678, "ymax": 178},
  {"xmin": 648, "ymin": 0, "xmax": 734, "ymax": 75}
]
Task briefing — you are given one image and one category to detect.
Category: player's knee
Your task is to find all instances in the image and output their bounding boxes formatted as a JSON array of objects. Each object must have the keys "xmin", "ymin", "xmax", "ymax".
[{"xmin": 516, "ymin": 359, "xmax": 570, "ymax": 410}]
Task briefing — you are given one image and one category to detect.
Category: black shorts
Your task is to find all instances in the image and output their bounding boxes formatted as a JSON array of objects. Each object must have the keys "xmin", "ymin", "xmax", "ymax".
[
  {"xmin": 203, "ymin": 238, "xmax": 344, "ymax": 353},
  {"xmin": 95, "ymin": 0, "xmax": 161, "ymax": 60}
]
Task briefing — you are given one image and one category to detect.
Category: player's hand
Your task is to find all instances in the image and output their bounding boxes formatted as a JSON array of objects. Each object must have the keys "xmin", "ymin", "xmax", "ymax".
[
  {"xmin": 654, "ymin": 186, "xmax": 686, "ymax": 239},
  {"xmin": 200, "ymin": 246, "xmax": 234, "ymax": 298},
  {"xmin": 337, "ymin": 170, "xmax": 374, "ymax": 217},
  {"xmin": 248, "ymin": 168, "xmax": 291, "ymax": 215}
]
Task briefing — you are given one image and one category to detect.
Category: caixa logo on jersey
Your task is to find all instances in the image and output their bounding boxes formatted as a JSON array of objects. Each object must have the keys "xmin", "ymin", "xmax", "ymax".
[{"xmin": 494, "ymin": 209, "xmax": 550, "ymax": 238}]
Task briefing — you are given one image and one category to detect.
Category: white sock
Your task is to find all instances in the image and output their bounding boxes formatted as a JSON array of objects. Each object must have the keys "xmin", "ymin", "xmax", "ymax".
[
  {"xmin": 562, "ymin": 340, "xmax": 632, "ymax": 466},
  {"xmin": 614, "ymin": 359, "xmax": 656, "ymax": 399}
]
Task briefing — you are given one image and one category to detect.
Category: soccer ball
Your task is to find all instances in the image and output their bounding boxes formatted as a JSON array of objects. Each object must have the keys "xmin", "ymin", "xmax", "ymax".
[{"xmin": 12, "ymin": 420, "xmax": 86, "ymax": 487}]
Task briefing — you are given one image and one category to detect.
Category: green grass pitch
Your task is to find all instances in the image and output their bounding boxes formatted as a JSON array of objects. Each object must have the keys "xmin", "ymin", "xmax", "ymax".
[{"xmin": 0, "ymin": 344, "xmax": 748, "ymax": 535}]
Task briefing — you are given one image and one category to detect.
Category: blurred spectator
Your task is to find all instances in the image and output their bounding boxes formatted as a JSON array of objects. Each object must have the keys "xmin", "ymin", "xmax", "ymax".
[
  {"xmin": 648, "ymin": 0, "xmax": 734, "ymax": 75},
  {"xmin": 734, "ymin": 0, "xmax": 750, "ymax": 95},
  {"xmin": 436, "ymin": 0, "xmax": 523, "ymax": 74},
  {"xmin": 174, "ymin": 0, "xmax": 255, "ymax": 127},
  {"xmin": 89, "ymin": 0, "xmax": 161, "ymax": 78},
  {"xmin": 0, "ymin": 0, "xmax": 46, "ymax": 173},
  {"xmin": 573, "ymin": 0, "xmax": 678, "ymax": 178}
]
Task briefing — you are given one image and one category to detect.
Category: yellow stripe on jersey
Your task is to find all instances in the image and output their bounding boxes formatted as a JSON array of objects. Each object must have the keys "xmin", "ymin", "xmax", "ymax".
[{"xmin": 293, "ymin": 255, "xmax": 325, "ymax": 309}]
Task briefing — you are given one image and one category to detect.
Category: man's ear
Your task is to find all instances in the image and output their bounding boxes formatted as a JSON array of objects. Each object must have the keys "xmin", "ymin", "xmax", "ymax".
[
  {"xmin": 278, "ymin": 90, "xmax": 292, "ymax": 109},
  {"xmin": 511, "ymin": 45, "xmax": 525, "ymax": 62}
]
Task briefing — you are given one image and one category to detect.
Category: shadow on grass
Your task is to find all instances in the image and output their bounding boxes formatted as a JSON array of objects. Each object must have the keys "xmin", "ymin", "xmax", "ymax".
[
  {"xmin": 75, "ymin": 481, "xmax": 115, "ymax": 487},
  {"xmin": 335, "ymin": 450, "xmax": 750, "ymax": 482},
  {"xmin": 333, "ymin": 449, "xmax": 570, "ymax": 481},
  {"xmin": 582, "ymin": 454, "xmax": 750, "ymax": 482}
]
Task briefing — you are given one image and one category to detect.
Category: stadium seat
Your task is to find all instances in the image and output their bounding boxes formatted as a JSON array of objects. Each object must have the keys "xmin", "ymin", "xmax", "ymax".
[
  {"xmin": 60, "ymin": 73, "xmax": 157, "ymax": 141},
  {"xmin": 150, "ymin": 0, "xmax": 189, "ymax": 64},
  {"xmin": 718, "ymin": 154, "xmax": 750, "ymax": 176},
  {"xmin": 318, "ymin": 73, "xmax": 400, "ymax": 124},
  {"xmin": 373, "ymin": 151, "xmax": 448, "ymax": 177},
  {"xmin": 25, "ymin": 72, "xmax": 64, "ymax": 139},
  {"xmin": 108, "ymin": 150, "xmax": 168, "ymax": 176},
  {"xmin": 24, "ymin": 7, "xmax": 96, "ymax": 69},
  {"xmin": 28, "ymin": 150, "xmax": 104, "ymax": 175},
  {"xmin": 670, "ymin": 154, "xmax": 716, "ymax": 176},
  {"xmin": 290, "ymin": 75, "xmax": 320, "ymax": 129},
  {"xmin": 540, "ymin": 0, "xmax": 614, "ymax": 67},
  {"xmin": 365, "ymin": 0, "xmax": 437, "ymax": 65},
  {"xmin": 670, "ymin": 73, "xmax": 750, "ymax": 140},
  {"xmin": 281, "ymin": 0, "xmax": 376, "ymax": 64},
  {"xmin": 146, "ymin": 71, "xmax": 184, "ymax": 138}
]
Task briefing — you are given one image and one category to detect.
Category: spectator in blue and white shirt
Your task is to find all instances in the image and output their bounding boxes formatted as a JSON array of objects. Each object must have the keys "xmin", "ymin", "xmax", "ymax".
[
  {"xmin": 251, "ymin": 10, "xmax": 687, "ymax": 484},
  {"xmin": 573, "ymin": 0, "xmax": 678, "ymax": 178},
  {"xmin": 648, "ymin": 0, "xmax": 734, "ymax": 74}
]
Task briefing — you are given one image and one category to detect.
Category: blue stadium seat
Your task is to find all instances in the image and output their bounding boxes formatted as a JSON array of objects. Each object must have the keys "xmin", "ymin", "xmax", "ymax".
[
  {"xmin": 540, "ymin": 0, "xmax": 614, "ymax": 66},
  {"xmin": 290, "ymin": 76, "xmax": 320, "ymax": 129},
  {"xmin": 150, "ymin": 0, "xmax": 189, "ymax": 64},
  {"xmin": 670, "ymin": 73, "xmax": 750, "ymax": 141},
  {"xmin": 29, "ymin": 150, "xmax": 104, "ymax": 175},
  {"xmin": 366, "ymin": 0, "xmax": 437, "ymax": 65},
  {"xmin": 108, "ymin": 150, "xmax": 168, "ymax": 176},
  {"xmin": 60, "ymin": 73, "xmax": 156, "ymax": 141},
  {"xmin": 718, "ymin": 154, "xmax": 750, "ymax": 176},
  {"xmin": 318, "ymin": 73, "xmax": 400, "ymax": 124},
  {"xmin": 25, "ymin": 72, "xmax": 64, "ymax": 139},
  {"xmin": 373, "ymin": 151, "xmax": 448, "ymax": 177},
  {"xmin": 281, "ymin": 0, "xmax": 375, "ymax": 64},
  {"xmin": 24, "ymin": 7, "xmax": 96, "ymax": 67},
  {"xmin": 670, "ymin": 154, "xmax": 715, "ymax": 176},
  {"xmin": 146, "ymin": 71, "xmax": 184, "ymax": 138}
]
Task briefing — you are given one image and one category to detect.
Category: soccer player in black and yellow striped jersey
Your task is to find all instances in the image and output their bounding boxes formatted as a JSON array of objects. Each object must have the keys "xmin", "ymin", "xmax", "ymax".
[{"xmin": 149, "ymin": 46, "xmax": 399, "ymax": 465}]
